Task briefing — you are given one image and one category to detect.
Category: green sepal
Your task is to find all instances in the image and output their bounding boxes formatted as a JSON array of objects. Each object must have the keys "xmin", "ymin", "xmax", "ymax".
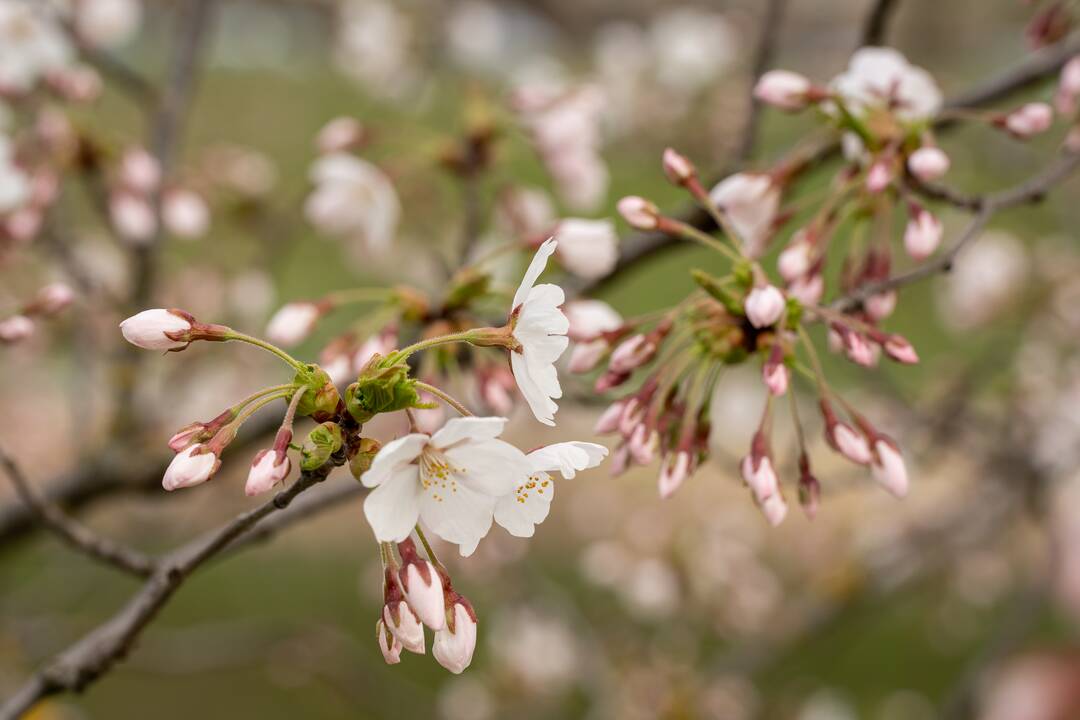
[
  {"xmin": 348, "ymin": 437, "xmax": 382, "ymax": 481},
  {"xmin": 344, "ymin": 363, "xmax": 428, "ymax": 424},
  {"xmin": 784, "ymin": 297, "xmax": 803, "ymax": 330},
  {"xmin": 300, "ymin": 422, "xmax": 344, "ymax": 471},
  {"xmin": 691, "ymin": 269, "xmax": 743, "ymax": 316},
  {"xmin": 291, "ymin": 365, "xmax": 341, "ymax": 419}
]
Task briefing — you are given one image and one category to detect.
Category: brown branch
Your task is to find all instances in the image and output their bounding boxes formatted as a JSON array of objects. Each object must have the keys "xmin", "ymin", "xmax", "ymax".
[
  {"xmin": 732, "ymin": 0, "xmax": 789, "ymax": 164},
  {"xmin": 0, "ymin": 446, "xmax": 154, "ymax": 577},
  {"xmin": 859, "ymin": 0, "xmax": 902, "ymax": 47},
  {"xmin": 835, "ymin": 149, "xmax": 1080, "ymax": 310},
  {"xmin": 0, "ymin": 458, "xmax": 343, "ymax": 720}
]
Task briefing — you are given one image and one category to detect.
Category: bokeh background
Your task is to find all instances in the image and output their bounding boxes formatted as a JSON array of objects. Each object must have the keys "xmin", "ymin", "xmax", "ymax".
[{"xmin": 3, "ymin": 0, "xmax": 1080, "ymax": 718}]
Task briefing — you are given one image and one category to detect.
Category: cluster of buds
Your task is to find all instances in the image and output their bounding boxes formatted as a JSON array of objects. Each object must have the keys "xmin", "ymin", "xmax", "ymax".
[
  {"xmin": 0, "ymin": 282, "xmax": 74, "ymax": 344},
  {"xmin": 377, "ymin": 538, "xmax": 478, "ymax": 673},
  {"xmin": 108, "ymin": 146, "xmax": 210, "ymax": 243},
  {"xmin": 588, "ymin": 137, "xmax": 923, "ymax": 523}
]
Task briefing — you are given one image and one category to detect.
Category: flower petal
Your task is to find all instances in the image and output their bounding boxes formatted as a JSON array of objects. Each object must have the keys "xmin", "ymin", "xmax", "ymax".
[
  {"xmin": 363, "ymin": 465, "xmax": 422, "ymax": 542},
  {"xmin": 527, "ymin": 441, "xmax": 608, "ymax": 478},
  {"xmin": 362, "ymin": 434, "xmax": 427, "ymax": 488},
  {"xmin": 512, "ymin": 351, "xmax": 557, "ymax": 426},
  {"xmin": 512, "ymin": 238, "xmax": 557, "ymax": 310},
  {"xmin": 419, "ymin": 482, "xmax": 497, "ymax": 556},
  {"xmin": 444, "ymin": 439, "xmax": 529, "ymax": 497},
  {"xmin": 493, "ymin": 471, "xmax": 554, "ymax": 538},
  {"xmin": 431, "ymin": 416, "xmax": 508, "ymax": 449}
]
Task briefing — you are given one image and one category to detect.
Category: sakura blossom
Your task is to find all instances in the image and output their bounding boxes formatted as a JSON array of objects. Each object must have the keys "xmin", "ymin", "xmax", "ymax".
[{"xmin": 305, "ymin": 152, "xmax": 400, "ymax": 253}]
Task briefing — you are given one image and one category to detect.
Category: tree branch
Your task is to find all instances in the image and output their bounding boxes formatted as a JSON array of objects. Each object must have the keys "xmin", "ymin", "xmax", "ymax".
[
  {"xmin": 0, "ymin": 458, "xmax": 343, "ymax": 720},
  {"xmin": 859, "ymin": 0, "xmax": 902, "ymax": 47},
  {"xmin": 0, "ymin": 446, "xmax": 154, "ymax": 577}
]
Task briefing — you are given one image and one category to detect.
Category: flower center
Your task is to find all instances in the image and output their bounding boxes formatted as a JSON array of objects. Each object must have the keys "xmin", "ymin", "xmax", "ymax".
[
  {"xmin": 419, "ymin": 447, "xmax": 464, "ymax": 503},
  {"xmin": 514, "ymin": 472, "xmax": 552, "ymax": 504}
]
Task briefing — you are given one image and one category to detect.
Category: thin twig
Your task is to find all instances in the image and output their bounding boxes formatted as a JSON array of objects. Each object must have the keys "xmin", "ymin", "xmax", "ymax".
[
  {"xmin": 733, "ymin": 0, "xmax": 788, "ymax": 164},
  {"xmin": 859, "ymin": 0, "xmax": 902, "ymax": 47},
  {"xmin": 0, "ymin": 446, "xmax": 154, "ymax": 578}
]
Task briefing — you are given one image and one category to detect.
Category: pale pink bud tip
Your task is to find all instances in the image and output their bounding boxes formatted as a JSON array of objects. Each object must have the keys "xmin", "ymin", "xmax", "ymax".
[
  {"xmin": 245, "ymin": 449, "xmax": 291, "ymax": 496},
  {"xmin": 617, "ymin": 196, "xmax": 660, "ymax": 230},
  {"xmin": 658, "ymin": 452, "xmax": 691, "ymax": 499},
  {"xmin": 754, "ymin": 70, "xmax": 813, "ymax": 111},
  {"xmin": 903, "ymin": 208, "xmax": 942, "ymax": 261},
  {"xmin": 384, "ymin": 602, "xmax": 426, "ymax": 655},
  {"xmin": 162, "ymin": 445, "xmax": 219, "ymax": 491},
  {"xmin": 120, "ymin": 309, "xmax": 192, "ymax": 350},
  {"xmin": 432, "ymin": 603, "xmax": 478, "ymax": 674},
  {"xmin": 317, "ymin": 117, "xmax": 365, "ymax": 154},
  {"xmin": 744, "ymin": 285, "xmax": 786, "ymax": 328},
  {"xmin": 740, "ymin": 455, "xmax": 779, "ymax": 503},
  {"xmin": 376, "ymin": 620, "xmax": 403, "ymax": 665},
  {"xmin": 0, "ymin": 316, "xmax": 35, "ymax": 343},
  {"xmin": 1003, "ymin": 103, "xmax": 1054, "ymax": 138},
  {"xmin": 34, "ymin": 283, "xmax": 75, "ymax": 315},
  {"xmin": 760, "ymin": 492, "xmax": 788, "ymax": 527},
  {"xmin": 884, "ymin": 336, "xmax": 919, "ymax": 364},
  {"xmin": 662, "ymin": 148, "xmax": 696, "ymax": 185},
  {"xmin": 401, "ymin": 561, "xmax": 446, "ymax": 630},
  {"xmin": 832, "ymin": 424, "xmax": 873, "ymax": 465},
  {"xmin": 907, "ymin": 147, "xmax": 950, "ymax": 182},
  {"xmin": 871, "ymin": 439, "xmax": 909, "ymax": 498},
  {"xmin": 763, "ymin": 361, "xmax": 789, "ymax": 396},
  {"xmin": 866, "ymin": 159, "xmax": 893, "ymax": 193}
]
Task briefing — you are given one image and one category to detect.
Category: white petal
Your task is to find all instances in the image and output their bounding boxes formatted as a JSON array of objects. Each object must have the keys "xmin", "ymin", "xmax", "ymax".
[
  {"xmin": 419, "ymin": 482, "xmax": 497, "ymax": 555},
  {"xmin": 512, "ymin": 351, "xmax": 557, "ymax": 426},
  {"xmin": 363, "ymin": 466, "xmax": 422, "ymax": 542},
  {"xmin": 527, "ymin": 441, "xmax": 608, "ymax": 478},
  {"xmin": 512, "ymin": 238, "xmax": 557, "ymax": 309},
  {"xmin": 444, "ymin": 439, "xmax": 530, "ymax": 497},
  {"xmin": 430, "ymin": 416, "xmax": 507, "ymax": 449},
  {"xmin": 362, "ymin": 434, "xmax": 427, "ymax": 488},
  {"xmin": 493, "ymin": 471, "xmax": 554, "ymax": 537}
]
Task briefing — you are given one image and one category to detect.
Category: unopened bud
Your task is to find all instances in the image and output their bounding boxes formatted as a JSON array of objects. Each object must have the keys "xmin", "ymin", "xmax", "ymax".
[
  {"xmin": 907, "ymin": 146, "xmax": 950, "ymax": 182},
  {"xmin": 999, "ymin": 102, "xmax": 1054, "ymax": 139},
  {"xmin": 754, "ymin": 69, "xmax": 813, "ymax": 111},
  {"xmin": 661, "ymin": 147, "xmax": 697, "ymax": 186},
  {"xmin": 617, "ymin": 195, "xmax": 660, "ymax": 230}
]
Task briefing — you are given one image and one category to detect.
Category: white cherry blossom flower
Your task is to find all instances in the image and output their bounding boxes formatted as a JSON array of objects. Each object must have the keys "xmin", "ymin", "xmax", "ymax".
[
  {"xmin": 509, "ymin": 238, "xmax": 570, "ymax": 426},
  {"xmin": 829, "ymin": 46, "xmax": 942, "ymax": 123},
  {"xmin": 490, "ymin": 441, "xmax": 607, "ymax": 546},
  {"xmin": 551, "ymin": 218, "xmax": 618, "ymax": 279},
  {"xmin": 305, "ymin": 152, "xmax": 400, "ymax": 253},
  {"xmin": 0, "ymin": 2, "xmax": 72, "ymax": 92},
  {"xmin": 709, "ymin": 173, "xmax": 780, "ymax": 258},
  {"xmin": 361, "ymin": 417, "xmax": 529, "ymax": 555}
]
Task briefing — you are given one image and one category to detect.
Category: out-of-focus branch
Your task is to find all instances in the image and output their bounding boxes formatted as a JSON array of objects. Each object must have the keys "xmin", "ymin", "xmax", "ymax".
[
  {"xmin": 835, "ymin": 149, "xmax": 1080, "ymax": 310},
  {"xmin": 859, "ymin": 0, "xmax": 902, "ymax": 47},
  {"xmin": 0, "ymin": 460, "xmax": 341, "ymax": 720},
  {"xmin": 78, "ymin": 44, "xmax": 157, "ymax": 107},
  {"xmin": 0, "ymin": 446, "xmax": 154, "ymax": 577},
  {"xmin": 732, "ymin": 0, "xmax": 788, "ymax": 164}
]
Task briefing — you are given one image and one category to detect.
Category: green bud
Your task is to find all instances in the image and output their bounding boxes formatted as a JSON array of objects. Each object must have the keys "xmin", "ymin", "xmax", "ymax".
[
  {"xmin": 300, "ymin": 422, "xmax": 344, "ymax": 471},
  {"xmin": 784, "ymin": 297, "xmax": 803, "ymax": 330},
  {"xmin": 348, "ymin": 437, "xmax": 382, "ymax": 481},
  {"xmin": 731, "ymin": 260, "xmax": 754, "ymax": 290},
  {"xmin": 691, "ymin": 269, "xmax": 743, "ymax": 316},
  {"xmin": 345, "ymin": 363, "xmax": 430, "ymax": 424},
  {"xmin": 292, "ymin": 365, "xmax": 341, "ymax": 419}
]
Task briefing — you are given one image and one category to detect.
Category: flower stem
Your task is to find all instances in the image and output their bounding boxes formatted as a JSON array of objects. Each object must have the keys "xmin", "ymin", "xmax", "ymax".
[
  {"xmin": 391, "ymin": 328, "xmax": 505, "ymax": 363},
  {"xmin": 280, "ymin": 386, "xmax": 307, "ymax": 432},
  {"xmin": 229, "ymin": 384, "xmax": 296, "ymax": 415},
  {"xmin": 796, "ymin": 324, "xmax": 830, "ymax": 397},
  {"xmin": 413, "ymin": 524, "xmax": 444, "ymax": 572},
  {"xmin": 667, "ymin": 220, "xmax": 744, "ymax": 263},
  {"xmin": 223, "ymin": 331, "xmax": 307, "ymax": 372},
  {"xmin": 232, "ymin": 390, "xmax": 292, "ymax": 427},
  {"xmin": 415, "ymin": 382, "xmax": 473, "ymax": 417}
]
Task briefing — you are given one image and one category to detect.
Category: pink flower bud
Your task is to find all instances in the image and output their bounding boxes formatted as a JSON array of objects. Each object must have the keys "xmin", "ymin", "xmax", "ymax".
[
  {"xmin": 610, "ymin": 444, "xmax": 631, "ymax": 476},
  {"xmin": 798, "ymin": 459, "xmax": 821, "ymax": 520},
  {"xmin": 316, "ymin": 117, "xmax": 366, "ymax": 154},
  {"xmin": 628, "ymin": 424, "xmax": 658, "ymax": 465},
  {"xmin": 162, "ymin": 189, "xmax": 210, "ymax": 239},
  {"xmin": 376, "ymin": 619, "xmax": 403, "ymax": 665},
  {"xmin": 563, "ymin": 300, "xmax": 622, "ymax": 341},
  {"xmin": 871, "ymin": 438, "xmax": 909, "ymax": 498},
  {"xmin": 865, "ymin": 158, "xmax": 894, "ymax": 193},
  {"xmin": 1002, "ymin": 102, "xmax": 1054, "ymax": 138},
  {"xmin": 1056, "ymin": 56, "xmax": 1080, "ymax": 115},
  {"xmin": 266, "ymin": 302, "xmax": 322, "ymax": 346},
  {"xmin": 828, "ymin": 423, "xmax": 872, "ymax": 465},
  {"xmin": 658, "ymin": 451, "xmax": 691, "ymax": 499},
  {"xmin": 903, "ymin": 207, "xmax": 942, "ymax": 261},
  {"xmin": 398, "ymin": 554, "xmax": 446, "ymax": 630},
  {"xmin": 109, "ymin": 192, "xmax": 157, "ymax": 242},
  {"xmin": 740, "ymin": 454, "xmax": 779, "ymax": 503},
  {"xmin": 753, "ymin": 69, "xmax": 813, "ymax": 111},
  {"xmin": 433, "ymin": 597, "xmax": 478, "ymax": 674},
  {"xmin": 569, "ymin": 339, "xmax": 609, "ymax": 373},
  {"xmin": 119, "ymin": 147, "xmax": 161, "ymax": 194},
  {"xmin": 594, "ymin": 400, "xmax": 626, "ymax": 435},
  {"xmin": 383, "ymin": 600, "xmax": 425, "ymax": 655},
  {"xmin": 907, "ymin": 146, "xmax": 950, "ymax": 182},
  {"xmin": 778, "ymin": 235, "xmax": 813, "ymax": 282},
  {"xmin": 608, "ymin": 334, "xmax": 656, "ymax": 374},
  {"xmin": 477, "ymin": 368, "xmax": 515, "ymax": 416},
  {"xmin": 762, "ymin": 346, "xmax": 790, "ymax": 396},
  {"xmin": 617, "ymin": 195, "xmax": 660, "ymax": 230},
  {"xmin": 162, "ymin": 444, "xmax": 220, "ymax": 491},
  {"xmin": 245, "ymin": 449, "xmax": 291, "ymax": 496},
  {"xmin": 864, "ymin": 291, "xmax": 897, "ymax": 321},
  {"xmin": 618, "ymin": 398, "xmax": 645, "ymax": 437},
  {"xmin": 48, "ymin": 65, "xmax": 103, "ymax": 102},
  {"xmin": 883, "ymin": 335, "xmax": 919, "ymax": 364},
  {"xmin": 4, "ymin": 208, "xmax": 42, "ymax": 243},
  {"xmin": 760, "ymin": 492, "xmax": 788, "ymax": 527},
  {"xmin": 31, "ymin": 283, "xmax": 75, "ymax": 316},
  {"xmin": 661, "ymin": 147, "xmax": 696, "ymax": 185},
  {"xmin": 120, "ymin": 308, "xmax": 192, "ymax": 350},
  {"xmin": 744, "ymin": 285, "xmax": 785, "ymax": 328},
  {"xmin": 842, "ymin": 329, "xmax": 877, "ymax": 367},
  {"xmin": 0, "ymin": 315, "xmax": 34, "ymax": 343}
]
